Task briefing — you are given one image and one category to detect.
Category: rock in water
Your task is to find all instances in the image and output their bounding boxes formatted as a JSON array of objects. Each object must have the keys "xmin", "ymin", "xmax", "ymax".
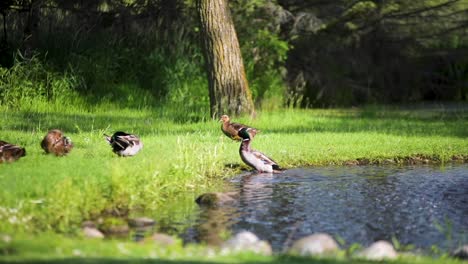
[{"xmin": 195, "ymin": 192, "xmax": 238, "ymax": 207}]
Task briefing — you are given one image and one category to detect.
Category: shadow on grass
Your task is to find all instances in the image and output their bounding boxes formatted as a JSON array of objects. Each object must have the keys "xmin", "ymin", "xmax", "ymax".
[{"xmin": 2, "ymin": 105, "xmax": 467, "ymax": 138}]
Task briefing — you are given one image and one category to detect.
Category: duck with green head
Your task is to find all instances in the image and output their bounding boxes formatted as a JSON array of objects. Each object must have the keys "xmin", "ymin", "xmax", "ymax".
[
  {"xmin": 238, "ymin": 127, "xmax": 281, "ymax": 173},
  {"xmin": 105, "ymin": 131, "xmax": 143, "ymax": 156}
]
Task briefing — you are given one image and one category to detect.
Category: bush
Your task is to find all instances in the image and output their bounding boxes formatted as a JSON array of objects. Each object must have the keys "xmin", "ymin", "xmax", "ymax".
[{"xmin": 0, "ymin": 54, "xmax": 85, "ymax": 111}]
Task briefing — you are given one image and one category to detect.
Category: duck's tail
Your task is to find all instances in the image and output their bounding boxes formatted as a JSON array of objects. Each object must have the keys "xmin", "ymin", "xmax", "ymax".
[{"xmin": 272, "ymin": 164, "xmax": 285, "ymax": 174}]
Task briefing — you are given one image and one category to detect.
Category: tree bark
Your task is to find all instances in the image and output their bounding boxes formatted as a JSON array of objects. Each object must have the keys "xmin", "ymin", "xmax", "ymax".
[
  {"xmin": 23, "ymin": 0, "xmax": 42, "ymax": 57},
  {"xmin": 197, "ymin": 0, "xmax": 255, "ymax": 118}
]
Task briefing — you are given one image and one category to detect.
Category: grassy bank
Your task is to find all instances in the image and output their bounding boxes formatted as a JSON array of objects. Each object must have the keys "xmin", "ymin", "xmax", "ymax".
[
  {"xmin": 0, "ymin": 233, "xmax": 465, "ymax": 264},
  {"xmin": 0, "ymin": 104, "xmax": 467, "ymax": 262}
]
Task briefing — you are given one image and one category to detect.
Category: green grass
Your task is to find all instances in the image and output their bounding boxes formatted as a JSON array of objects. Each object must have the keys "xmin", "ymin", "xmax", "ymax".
[{"xmin": 0, "ymin": 104, "xmax": 467, "ymax": 262}]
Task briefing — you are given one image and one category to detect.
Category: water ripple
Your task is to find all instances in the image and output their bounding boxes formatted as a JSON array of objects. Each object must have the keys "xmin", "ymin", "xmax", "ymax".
[{"xmin": 214, "ymin": 164, "xmax": 468, "ymax": 251}]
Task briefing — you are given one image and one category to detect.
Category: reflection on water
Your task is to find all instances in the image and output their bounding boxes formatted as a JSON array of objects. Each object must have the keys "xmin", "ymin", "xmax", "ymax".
[{"xmin": 181, "ymin": 164, "xmax": 468, "ymax": 251}]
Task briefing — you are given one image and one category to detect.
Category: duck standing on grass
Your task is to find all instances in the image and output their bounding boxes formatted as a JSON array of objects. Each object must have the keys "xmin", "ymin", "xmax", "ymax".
[
  {"xmin": 220, "ymin": 114, "xmax": 259, "ymax": 141},
  {"xmin": 41, "ymin": 129, "xmax": 74, "ymax": 156},
  {"xmin": 0, "ymin": 141, "xmax": 26, "ymax": 163},
  {"xmin": 104, "ymin": 131, "xmax": 143, "ymax": 157},
  {"xmin": 238, "ymin": 127, "xmax": 281, "ymax": 173}
]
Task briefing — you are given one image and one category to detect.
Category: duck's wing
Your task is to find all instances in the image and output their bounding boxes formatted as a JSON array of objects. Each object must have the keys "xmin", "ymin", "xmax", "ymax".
[
  {"xmin": 230, "ymin": 122, "xmax": 251, "ymax": 131},
  {"xmin": 0, "ymin": 143, "xmax": 26, "ymax": 159},
  {"xmin": 252, "ymin": 149, "xmax": 278, "ymax": 166},
  {"xmin": 232, "ymin": 122, "xmax": 259, "ymax": 137},
  {"xmin": 221, "ymin": 122, "xmax": 242, "ymax": 140},
  {"xmin": 221, "ymin": 124, "xmax": 237, "ymax": 139},
  {"xmin": 116, "ymin": 134, "xmax": 140, "ymax": 147}
]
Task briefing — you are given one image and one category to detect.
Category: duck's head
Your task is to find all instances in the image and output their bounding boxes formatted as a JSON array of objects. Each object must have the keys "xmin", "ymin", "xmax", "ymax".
[
  {"xmin": 238, "ymin": 127, "xmax": 252, "ymax": 141},
  {"xmin": 219, "ymin": 115, "xmax": 230, "ymax": 123},
  {"xmin": 104, "ymin": 131, "xmax": 129, "ymax": 143},
  {"xmin": 63, "ymin": 137, "xmax": 73, "ymax": 146},
  {"xmin": 13, "ymin": 147, "xmax": 26, "ymax": 158}
]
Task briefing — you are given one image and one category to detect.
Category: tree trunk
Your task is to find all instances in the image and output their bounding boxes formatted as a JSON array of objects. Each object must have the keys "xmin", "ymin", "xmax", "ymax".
[
  {"xmin": 23, "ymin": 0, "xmax": 42, "ymax": 58},
  {"xmin": 197, "ymin": 0, "xmax": 255, "ymax": 118}
]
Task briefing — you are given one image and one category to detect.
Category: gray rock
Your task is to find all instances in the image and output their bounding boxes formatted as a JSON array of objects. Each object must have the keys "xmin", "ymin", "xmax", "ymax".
[
  {"xmin": 195, "ymin": 192, "xmax": 238, "ymax": 207},
  {"xmin": 221, "ymin": 231, "xmax": 272, "ymax": 256},
  {"xmin": 82, "ymin": 227, "xmax": 104, "ymax": 239},
  {"xmin": 452, "ymin": 245, "xmax": 468, "ymax": 259},
  {"xmin": 98, "ymin": 217, "xmax": 130, "ymax": 236},
  {"xmin": 81, "ymin": 220, "xmax": 96, "ymax": 228},
  {"xmin": 344, "ymin": 160, "xmax": 359, "ymax": 166},
  {"xmin": 289, "ymin": 233, "xmax": 339, "ymax": 256},
  {"xmin": 128, "ymin": 217, "xmax": 155, "ymax": 228},
  {"xmin": 358, "ymin": 240, "xmax": 398, "ymax": 260},
  {"xmin": 145, "ymin": 233, "xmax": 177, "ymax": 247}
]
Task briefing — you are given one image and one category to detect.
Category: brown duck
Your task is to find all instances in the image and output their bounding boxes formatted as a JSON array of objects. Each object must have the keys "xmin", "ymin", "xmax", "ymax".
[
  {"xmin": 41, "ymin": 129, "xmax": 74, "ymax": 156},
  {"xmin": 0, "ymin": 141, "xmax": 26, "ymax": 163},
  {"xmin": 220, "ymin": 115, "xmax": 259, "ymax": 141}
]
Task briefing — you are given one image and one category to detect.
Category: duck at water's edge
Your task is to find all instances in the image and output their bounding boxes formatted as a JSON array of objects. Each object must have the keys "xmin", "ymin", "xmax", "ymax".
[
  {"xmin": 0, "ymin": 141, "xmax": 26, "ymax": 163},
  {"xmin": 238, "ymin": 127, "xmax": 281, "ymax": 173},
  {"xmin": 105, "ymin": 131, "xmax": 143, "ymax": 156},
  {"xmin": 220, "ymin": 115, "xmax": 259, "ymax": 141}
]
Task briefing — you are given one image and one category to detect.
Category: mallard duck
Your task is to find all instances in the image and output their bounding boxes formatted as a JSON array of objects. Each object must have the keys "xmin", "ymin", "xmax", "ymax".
[
  {"xmin": 41, "ymin": 129, "xmax": 73, "ymax": 156},
  {"xmin": 220, "ymin": 114, "xmax": 259, "ymax": 141},
  {"xmin": 104, "ymin": 131, "xmax": 143, "ymax": 156},
  {"xmin": 238, "ymin": 128, "xmax": 281, "ymax": 173},
  {"xmin": 0, "ymin": 141, "xmax": 26, "ymax": 163}
]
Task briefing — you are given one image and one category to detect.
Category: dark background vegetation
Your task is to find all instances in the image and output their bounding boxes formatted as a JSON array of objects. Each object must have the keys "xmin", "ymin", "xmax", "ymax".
[{"xmin": 0, "ymin": 0, "xmax": 467, "ymax": 115}]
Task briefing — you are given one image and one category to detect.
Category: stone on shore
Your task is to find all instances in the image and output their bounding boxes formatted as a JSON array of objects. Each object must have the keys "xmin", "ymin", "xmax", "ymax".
[
  {"xmin": 289, "ymin": 233, "xmax": 339, "ymax": 256},
  {"xmin": 221, "ymin": 231, "xmax": 272, "ymax": 255},
  {"xmin": 144, "ymin": 233, "xmax": 177, "ymax": 247},
  {"xmin": 357, "ymin": 240, "xmax": 398, "ymax": 260},
  {"xmin": 99, "ymin": 217, "xmax": 130, "ymax": 237},
  {"xmin": 128, "ymin": 217, "xmax": 155, "ymax": 228},
  {"xmin": 452, "ymin": 245, "xmax": 468, "ymax": 260},
  {"xmin": 82, "ymin": 227, "xmax": 104, "ymax": 239}
]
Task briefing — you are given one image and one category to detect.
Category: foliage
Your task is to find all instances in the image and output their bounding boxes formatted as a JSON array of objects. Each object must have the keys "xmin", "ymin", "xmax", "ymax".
[
  {"xmin": 1, "ymin": 0, "xmax": 292, "ymax": 113},
  {"xmin": 3, "ymin": 0, "xmax": 465, "ymax": 109},
  {"xmin": 282, "ymin": 0, "xmax": 468, "ymax": 107},
  {"xmin": 230, "ymin": 0, "xmax": 290, "ymax": 109},
  {"xmin": 0, "ymin": 54, "xmax": 85, "ymax": 111}
]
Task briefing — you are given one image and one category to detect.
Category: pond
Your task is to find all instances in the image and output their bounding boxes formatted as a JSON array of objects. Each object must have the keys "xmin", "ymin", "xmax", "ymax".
[{"xmin": 158, "ymin": 164, "xmax": 468, "ymax": 252}]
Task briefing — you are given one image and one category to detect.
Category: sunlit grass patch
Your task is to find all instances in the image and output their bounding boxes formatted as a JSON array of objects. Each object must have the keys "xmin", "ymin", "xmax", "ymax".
[{"xmin": 0, "ymin": 104, "xmax": 467, "ymax": 261}]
